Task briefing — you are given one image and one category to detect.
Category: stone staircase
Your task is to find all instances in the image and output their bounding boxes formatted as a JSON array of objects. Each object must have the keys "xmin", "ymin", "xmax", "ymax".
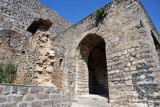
[{"xmin": 71, "ymin": 94, "xmax": 110, "ymax": 107}]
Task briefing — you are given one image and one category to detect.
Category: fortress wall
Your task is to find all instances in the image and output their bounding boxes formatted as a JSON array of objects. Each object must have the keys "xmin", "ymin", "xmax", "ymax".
[
  {"xmin": 0, "ymin": 0, "xmax": 72, "ymax": 39},
  {"xmin": 53, "ymin": 0, "xmax": 160, "ymax": 106},
  {"xmin": 0, "ymin": 0, "xmax": 70, "ymax": 86},
  {"xmin": 0, "ymin": 84, "xmax": 71, "ymax": 107}
]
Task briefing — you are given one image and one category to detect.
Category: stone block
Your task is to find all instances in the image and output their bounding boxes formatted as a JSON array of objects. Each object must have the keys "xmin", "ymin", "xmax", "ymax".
[
  {"xmin": 12, "ymin": 95, "xmax": 23, "ymax": 102},
  {"xmin": 2, "ymin": 86, "xmax": 10, "ymax": 95},
  {"xmin": 125, "ymin": 80, "xmax": 132, "ymax": 86},
  {"xmin": 0, "ymin": 104, "xmax": 16, "ymax": 107},
  {"xmin": 46, "ymin": 66, "xmax": 53, "ymax": 73},
  {"xmin": 34, "ymin": 65, "xmax": 43, "ymax": 72},
  {"xmin": 36, "ymin": 94, "xmax": 49, "ymax": 100},
  {"xmin": 19, "ymin": 87, "xmax": 29, "ymax": 95},
  {"xmin": 25, "ymin": 94, "xmax": 35, "ymax": 101},
  {"xmin": 0, "ymin": 96, "xmax": 7, "ymax": 103},
  {"xmin": 30, "ymin": 87, "xmax": 40, "ymax": 94},
  {"xmin": 50, "ymin": 87, "xmax": 58, "ymax": 93},
  {"xmin": 55, "ymin": 99, "xmax": 61, "ymax": 104},
  {"xmin": 44, "ymin": 88, "xmax": 51, "ymax": 94},
  {"xmin": 32, "ymin": 101, "xmax": 42, "ymax": 107},
  {"xmin": 43, "ymin": 100, "xmax": 54, "ymax": 105},
  {"xmin": 48, "ymin": 50, "xmax": 55, "ymax": 57},
  {"xmin": 19, "ymin": 103, "xmax": 28, "ymax": 107}
]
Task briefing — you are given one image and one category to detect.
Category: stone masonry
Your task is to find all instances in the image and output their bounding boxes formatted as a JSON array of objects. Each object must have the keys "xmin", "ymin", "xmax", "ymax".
[
  {"xmin": 53, "ymin": 0, "xmax": 160, "ymax": 106},
  {"xmin": 0, "ymin": 0, "xmax": 160, "ymax": 107},
  {"xmin": 0, "ymin": 0, "xmax": 72, "ymax": 38},
  {"xmin": 0, "ymin": 84, "xmax": 71, "ymax": 107}
]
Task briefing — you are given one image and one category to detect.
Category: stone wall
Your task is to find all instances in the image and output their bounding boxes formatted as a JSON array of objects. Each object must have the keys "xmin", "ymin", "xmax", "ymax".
[
  {"xmin": 0, "ymin": 0, "xmax": 71, "ymax": 86},
  {"xmin": 0, "ymin": 84, "xmax": 71, "ymax": 107},
  {"xmin": 53, "ymin": 0, "xmax": 160, "ymax": 106},
  {"xmin": 0, "ymin": 0, "xmax": 72, "ymax": 39},
  {"xmin": 0, "ymin": 0, "xmax": 160, "ymax": 106},
  {"xmin": 15, "ymin": 30, "xmax": 64, "ymax": 88},
  {"xmin": 0, "ymin": 29, "xmax": 30, "ymax": 62},
  {"xmin": 0, "ymin": 29, "xmax": 31, "ymax": 84}
]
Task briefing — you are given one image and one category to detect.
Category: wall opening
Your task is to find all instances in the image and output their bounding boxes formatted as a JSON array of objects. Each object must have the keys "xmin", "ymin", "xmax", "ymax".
[
  {"xmin": 151, "ymin": 31, "xmax": 160, "ymax": 62},
  {"xmin": 59, "ymin": 59, "xmax": 63, "ymax": 67},
  {"xmin": 27, "ymin": 18, "xmax": 52, "ymax": 34},
  {"xmin": 88, "ymin": 41, "xmax": 108, "ymax": 95},
  {"xmin": 76, "ymin": 34, "xmax": 109, "ymax": 98}
]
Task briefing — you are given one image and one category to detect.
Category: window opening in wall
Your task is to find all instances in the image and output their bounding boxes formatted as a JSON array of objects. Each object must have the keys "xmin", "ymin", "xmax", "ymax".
[
  {"xmin": 59, "ymin": 59, "xmax": 63, "ymax": 67},
  {"xmin": 27, "ymin": 18, "xmax": 52, "ymax": 34},
  {"xmin": 22, "ymin": 51, "xmax": 25, "ymax": 54}
]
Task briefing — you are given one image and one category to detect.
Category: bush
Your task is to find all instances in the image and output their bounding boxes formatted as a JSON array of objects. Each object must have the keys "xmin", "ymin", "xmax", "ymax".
[
  {"xmin": 0, "ymin": 60, "xmax": 18, "ymax": 83},
  {"xmin": 96, "ymin": 7, "xmax": 106, "ymax": 20}
]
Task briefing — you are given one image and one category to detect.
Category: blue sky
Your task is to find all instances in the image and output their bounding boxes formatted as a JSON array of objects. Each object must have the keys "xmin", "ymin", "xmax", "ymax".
[{"xmin": 38, "ymin": 0, "xmax": 160, "ymax": 33}]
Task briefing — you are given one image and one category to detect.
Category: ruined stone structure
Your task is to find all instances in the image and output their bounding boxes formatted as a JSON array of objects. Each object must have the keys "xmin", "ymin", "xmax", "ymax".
[{"xmin": 0, "ymin": 0, "xmax": 160, "ymax": 106}]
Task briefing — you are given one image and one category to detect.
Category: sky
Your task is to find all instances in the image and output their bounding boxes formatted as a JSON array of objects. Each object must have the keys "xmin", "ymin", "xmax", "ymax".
[{"xmin": 38, "ymin": 0, "xmax": 160, "ymax": 33}]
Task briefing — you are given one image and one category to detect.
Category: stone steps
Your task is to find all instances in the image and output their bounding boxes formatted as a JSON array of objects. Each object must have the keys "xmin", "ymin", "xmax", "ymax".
[{"xmin": 71, "ymin": 94, "xmax": 110, "ymax": 107}]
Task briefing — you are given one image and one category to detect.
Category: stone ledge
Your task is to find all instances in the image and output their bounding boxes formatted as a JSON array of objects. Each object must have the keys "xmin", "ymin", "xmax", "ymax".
[{"xmin": 0, "ymin": 83, "xmax": 57, "ymax": 88}]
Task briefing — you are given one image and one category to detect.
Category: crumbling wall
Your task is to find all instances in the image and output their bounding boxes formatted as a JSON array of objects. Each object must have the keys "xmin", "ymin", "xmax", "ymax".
[
  {"xmin": 0, "ymin": 0, "xmax": 72, "ymax": 39},
  {"xmin": 16, "ymin": 30, "xmax": 64, "ymax": 88},
  {"xmin": 0, "ymin": 0, "xmax": 70, "ymax": 88}
]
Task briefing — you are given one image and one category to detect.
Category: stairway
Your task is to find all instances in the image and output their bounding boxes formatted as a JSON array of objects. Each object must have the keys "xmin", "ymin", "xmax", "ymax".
[{"xmin": 71, "ymin": 94, "xmax": 110, "ymax": 107}]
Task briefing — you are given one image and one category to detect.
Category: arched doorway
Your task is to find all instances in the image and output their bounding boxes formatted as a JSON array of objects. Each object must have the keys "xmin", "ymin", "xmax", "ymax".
[{"xmin": 76, "ymin": 34, "xmax": 109, "ymax": 98}]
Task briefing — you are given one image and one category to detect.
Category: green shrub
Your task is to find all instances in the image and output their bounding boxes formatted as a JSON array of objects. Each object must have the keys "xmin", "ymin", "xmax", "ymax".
[
  {"xmin": 0, "ymin": 60, "xmax": 18, "ymax": 83},
  {"xmin": 96, "ymin": 7, "xmax": 106, "ymax": 20}
]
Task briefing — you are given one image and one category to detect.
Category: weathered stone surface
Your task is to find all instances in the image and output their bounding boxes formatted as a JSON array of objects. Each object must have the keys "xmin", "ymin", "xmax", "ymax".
[
  {"xmin": 36, "ymin": 94, "xmax": 49, "ymax": 100},
  {"xmin": 48, "ymin": 50, "xmax": 55, "ymax": 57},
  {"xmin": 32, "ymin": 101, "xmax": 42, "ymax": 107},
  {"xmin": 19, "ymin": 87, "xmax": 29, "ymax": 95},
  {"xmin": 30, "ymin": 87, "xmax": 40, "ymax": 94},
  {"xmin": 0, "ymin": 84, "xmax": 71, "ymax": 107},
  {"xmin": 2, "ymin": 86, "xmax": 10, "ymax": 95},
  {"xmin": 0, "ymin": 0, "xmax": 160, "ymax": 106},
  {"xmin": 19, "ymin": 103, "xmax": 28, "ymax": 107},
  {"xmin": 0, "ymin": 96, "xmax": 7, "ymax": 103},
  {"xmin": 34, "ymin": 65, "xmax": 43, "ymax": 72},
  {"xmin": 52, "ymin": 0, "xmax": 160, "ymax": 106},
  {"xmin": 25, "ymin": 94, "xmax": 35, "ymax": 101},
  {"xmin": 43, "ymin": 100, "xmax": 54, "ymax": 105},
  {"xmin": 46, "ymin": 66, "xmax": 54, "ymax": 73},
  {"xmin": 12, "ymin": 95, "xmax": 23, "ymax": 102}
]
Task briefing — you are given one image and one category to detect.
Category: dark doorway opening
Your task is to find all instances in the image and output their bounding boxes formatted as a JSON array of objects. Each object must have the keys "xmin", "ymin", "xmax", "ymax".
[
  {"xmin": 88, "ymin": 40, "xmax": 108, "ymax": 96},
  {"xmin": 77, "ymin": 34, "xmax": 109, "ymax": 98}
]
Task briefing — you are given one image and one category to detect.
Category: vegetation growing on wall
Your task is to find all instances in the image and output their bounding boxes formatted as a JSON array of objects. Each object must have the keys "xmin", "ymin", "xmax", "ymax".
[
  {"xmin": 96, "ymin": 7, "xmax": 107, "ymax": 20},
  {"xmin": 0, "ymin": 60, "xmax": 18, "ymax": 83}
]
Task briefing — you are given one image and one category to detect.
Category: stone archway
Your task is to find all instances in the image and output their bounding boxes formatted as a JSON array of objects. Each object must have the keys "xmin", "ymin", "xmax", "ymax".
[{"xmin": 76, "ymin": 34, "xmax": 109, "ymax": 98}]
